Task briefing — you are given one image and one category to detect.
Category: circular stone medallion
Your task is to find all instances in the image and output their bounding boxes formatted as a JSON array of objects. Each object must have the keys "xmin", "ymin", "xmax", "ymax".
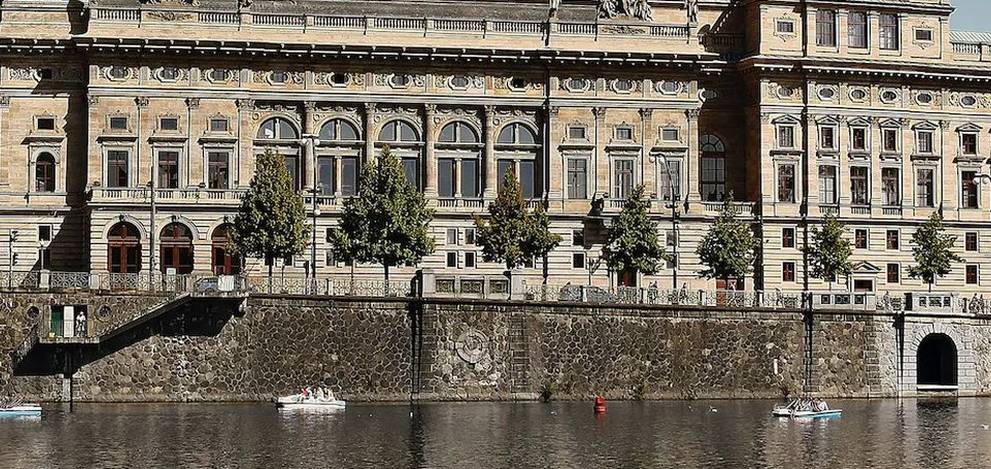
[{"xmin": 455, "ymin": 329, "xmax": 489, "ymax": 365}]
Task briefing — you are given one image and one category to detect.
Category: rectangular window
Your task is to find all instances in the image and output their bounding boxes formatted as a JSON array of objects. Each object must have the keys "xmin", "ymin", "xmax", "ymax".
[
  {"xmin": 37, "ymin": 117, "xmax": 56, "ymax": 131},
  {"xmin": 461, "ymin": 159, "xmax": 479, "ymax": 198},
  {"xmin": 962, "ymin": 171, "xmax": 979, "ymax": 208},
  {"xmin": 572, "ymin": 229, "xmax": 585, "ymax": 247},
  {"xmin": 777, "ymin": 164, "xmax": 796, "ymax": 203},
  {"xmin": 777, "ymin": 125, "xmax": 795, "ymax": 149},
  {"xmin": 782, "ymin": 227, "xmax": 795, "ymax": 248},
  {"xmin": 917, "ymin": 131, "xmax": 933, "ymax": 154},
  {"xmin": 880, "ymin": 13, "xmax": 900, "ymax": 51},
  {"xmin": 967, "ymin": 265, "xmax": 979, "ymax": 285},
  {"xmin": 851, "ymin": 127, "xmax": 867, "ymax": 151},
  {"xmin": 465, "ymin": 228, "xmax": 476, "ymax": 245},
  {"xmin": 613, "ymin": 159, "xmax": 634, "ymax": 199},
  {"xmin": 568, "ymin": 126, "xmax": 587, "ymax": 140},
  {"xmin": 782, "ymin": 262, "xmax": 796, "ymax": 282},
  {"xmin": 659, "ymin": 159, "xmax": 682, "ymax": 201},
  {"xmin": 855, "ymin": 229, "xmax": 868, "ymax": 249},
  {"xmin": 438, "ymin": 159, "xmax": 455, "ymax": 198},
  {"xmin": 882, "ymin": 128, "xmax": 898, "ymax": 153},
  {"xmin": 661, "ymin": 128, "xmax": 680, "ymax": 142},
  {"xmin": 962, "ymin": 133, "xmax": 978, "ymax": 156},
  {"xmin": 317, "ymin": 156, "xmax": 335, "ymax": 195},
  {"xmin": 567, "ymin": 158, "xmax": 588, "ymax": 200},
  {"xmin": 325, "ymin": 250, "xmax": 336, "ymax": 266},
  {"xmin": 464, "ymin": 252, "xmax": 476, "ymax": 268},
  {"xmin": 446, "ymin": 228, "xmax": 458, "ymax": 245},
  {"xmin": 284, "ymin": 155, "xmax": 300, "ymax": 191},
  {"xmin": 209, "ymin": 118, "xmax": 229, "ymax": 133},
  {"xmin": 341, "ymin": 156, "xmax": 358, "ymax": 196},
  {"xmin": 572, "ymin": 253, "xmax": 586, "ymax": 269},
  {"xmin": 106, "ymin": 150, "xmax": 129, "ymax": 188},
  {"xmin": 497, "ymin": 160, "xmax": 512, "ymax": 192},
  {"xmin": 402, "ymin": 158, "xmax": 418, "ymax": 190},
  {"xmin": 966, "ymin": 232, "xmax": 979, "ymax": 252},
  {"xmin": 887, "ymin": 264, "xmax": 900, "ymax": 284},
  {"xmin": 700, "ymin": 156, "xmax": 726, "ymax": 202},
  {"xmin": 915, "ymin": 29, "xmax": 933, "ymax": 42},
  {"xmin": 446, "ymin": 252, "xmax": 458, "ymax": 268},
  {"xmin": 851, "ymin": 166, "xmax": 869, "ymax": 205},
  {"xmin": 777, "ymin": 20, "xmax": 795, "ymax": 34},
  {"xmin": 159, "ymin": 117, "xmax": 179, "ymax": 131},
  {"xmin": 886, "ymin": 230, "xmax": 899, "ymax": 250},
  {"xmin": 615, "ymin": 127, "xmax": 633, "ymax": 141},
  {"xmin": 39, "ymin": 225, "xmax": 52, "ymax": 242},
  {"xmin": 519, "ymin": 160, "xmax": 536, "ymax": 199},
  {"xmin": 816, "ymin": 10, "xmax": 837, "ymax": 47},
  {"xmin": 820, "ymin": 126, "xmax": 836, "ymax": 150},
  {"xmin": 819, "ymin": 165, "xmax": 838, "ymax": 205},
  {"xmin": 916, "ymin": 168, "xmax": 935, "ymax": 207},
  {"xmin": 848, "ymin": 12, "xmax": 868, "ymax": 49},
  {"xmin": 208, "ymin": 151, "xmax": 230, "ymax": 190},
  {"xmin": 882, "ymin": 168, "xmax": 900, "ymax": 206},
  {"xmin": 109, "ymin": 116, "xmax": 128, "ymax": 130}
]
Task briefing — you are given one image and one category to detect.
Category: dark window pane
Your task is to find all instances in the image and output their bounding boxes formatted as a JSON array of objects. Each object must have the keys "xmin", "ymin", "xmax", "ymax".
[
  {"xmin": 341, "ymin": 157, "xmax": 358, "ymax": 196},
  {"xmin": 318, "ymin": 157, "xmax": 335, "ymax": 194},
  {"xmin": 208, "ymin": 152, "xmax": 229, "ymax": 190},
  {"xmin": 519, "ymin": 160, "xmax": 535, "ymax": 199},
  {"xmin": 461, "ymin": 159, "xmax": 479, "ymax": 198},
  {"xmin": 438, "ymin": 159, "xmax": 455, "ymax": 197}
]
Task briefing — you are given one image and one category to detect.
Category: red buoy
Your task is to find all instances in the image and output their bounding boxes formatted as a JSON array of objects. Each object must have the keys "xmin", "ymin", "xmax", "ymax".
[{"xmin": 593, "ymin": 396, "xmax": 607, "ymax": 414}]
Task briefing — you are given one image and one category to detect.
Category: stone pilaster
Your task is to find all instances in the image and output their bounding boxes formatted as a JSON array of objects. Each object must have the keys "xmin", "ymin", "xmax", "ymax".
[
  {"xmin": 424, "ymin": 104, "xmax": 438, "ymax": 199},
  {"xmin": 483, "ymin": 105, "xmax": 497, "ymax": 200}
]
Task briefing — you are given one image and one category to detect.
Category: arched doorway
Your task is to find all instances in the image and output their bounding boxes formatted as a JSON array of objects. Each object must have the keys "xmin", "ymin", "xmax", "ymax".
[
  {"xmin": 211, "ymin": 225, "xmax": 240, "ymax": 275},
  {"xmin": 160, "ymin": 223, "xmax": 194, "ymax": 274},
  {"xmin": 917, "ymin": 333, "xmax": 958, "ymax": 387},
  {"xmin": 107, "ymin": 222, "xmax": 141, "ymax": 273}
]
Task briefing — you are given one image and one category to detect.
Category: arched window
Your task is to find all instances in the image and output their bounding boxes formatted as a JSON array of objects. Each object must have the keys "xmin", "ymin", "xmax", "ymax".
[
  {"xmin": 107, "ymin": 222, "xmax": 141, "ymax": 274},
  {"xmin": 35, "ymin": 152, "xmax": 55, "ymax": 192},
  {"xmin": 700, "ymin": 134, "xmax": 726, "ymax": 202},
  {"xmin": 211, "ymin": 225, "xmax": 240, "ymax": 275},
  {"xmin": 438, "ymin": 121, "xmax": 479, "ymax": 144},
  {"xmin": 495, "ymin": 122, "xmax": 540, "ymax": 198},
  {"xmin": 378, "ymin": 119, "xmax": 422, "ymax": 188},
  {"xmin": 255, "ymin": 117, "xmax": 302, "ymax": 190},
  {"xmin": 319, "ymin": 118, "xmax": 360, "ymax": 142},
  {"xmin": 379, "ymin": 119, "xmax": 420, "ymax": 143},
  {"xmin": 160, "ymin": 223, "xmax": 194, "ymax": 274},
  {"xmin": 257, "ymin": 117, "xmax": 299, "ymax": 140},
  {"xmin": 437, "ymin": 121, "xmax": 482, "ymax": 199},
  {"xmin": 497, "ymin": 122, "xmax": 537, "ymax": 145}
]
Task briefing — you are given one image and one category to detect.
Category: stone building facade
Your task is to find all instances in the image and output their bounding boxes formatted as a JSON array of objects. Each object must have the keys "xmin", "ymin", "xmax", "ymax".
[{"xmin": 2, "ymin": 0, "xmax": 991, "ymax": 293}]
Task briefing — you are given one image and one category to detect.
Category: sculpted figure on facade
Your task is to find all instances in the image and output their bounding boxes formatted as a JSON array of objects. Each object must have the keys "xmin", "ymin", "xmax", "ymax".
[
  {"xmin": 598, "ymin": 0, "xmax": 652, "ymax": 21},
  {"xmin": 686, "ymin": 0, "xmax": 699, "ymax": 25}
]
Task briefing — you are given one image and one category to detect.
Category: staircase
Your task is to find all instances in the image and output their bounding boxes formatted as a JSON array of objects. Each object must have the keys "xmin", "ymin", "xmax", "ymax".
[
  {"xmin": 508, "ymin": 314, "xmax": 530, "ymax": 396},
  {"xmin": 38, "ymin": 293, "xmax": 192, "ymax": 347}
]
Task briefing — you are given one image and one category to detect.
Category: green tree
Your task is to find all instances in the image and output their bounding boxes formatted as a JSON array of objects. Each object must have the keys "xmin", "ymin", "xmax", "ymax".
[
  {"xmin": 804, "ymin": 214, "xmax": 853, "ymax": 289},
  {"xmin": 696, "ymin": 193, "xmax": 760, "ymax": 285},
  {"xmin": 329, "ymin": 146, "xmax": 435, "ymax": 286},
  {"xmin": 474, "ymin": 170, "xmax": 561, "ymax": 288},
  {"xmin": 230, "ymin": 149, "xmax": 310, "ymax": 283},
  {"xmin": 602, "ymin": 185, "xmax": 669, "ymax": 285},
  {"xmin": 908, "ymin": 212, "xmax": 964, "ymax": 291},
  {"xmin": 522, "ymin": 204, "xmax": 562, "ymax": 284}
]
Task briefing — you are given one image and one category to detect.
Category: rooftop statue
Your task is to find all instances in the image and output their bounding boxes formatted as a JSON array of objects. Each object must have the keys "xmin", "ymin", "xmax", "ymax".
[{"xmin": 597, "ymin": 0, "xmax": 653, "ymax": 22}]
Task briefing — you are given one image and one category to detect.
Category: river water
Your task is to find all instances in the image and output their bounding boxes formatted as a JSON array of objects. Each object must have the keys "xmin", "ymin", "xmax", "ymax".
[{"xmin": 0, "ymin": 399, "xmax": 989, "ymax": 468}]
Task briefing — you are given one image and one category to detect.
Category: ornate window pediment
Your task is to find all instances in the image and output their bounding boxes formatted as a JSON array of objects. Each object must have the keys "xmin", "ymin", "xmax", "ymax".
[
  {"xmin": 847, "ymin": 117, "xmax": 871, "ymax": 128},
  {"xmin": 912, "ymin": 121, "xmax": 939, "ymax": 131},
  {"xmin": 771, "ymin": 115, "xmax": 801, "ymax": 125},
  {"xmin": 957, "ymin": 123, "xmax": 982, "ymax": 133}
]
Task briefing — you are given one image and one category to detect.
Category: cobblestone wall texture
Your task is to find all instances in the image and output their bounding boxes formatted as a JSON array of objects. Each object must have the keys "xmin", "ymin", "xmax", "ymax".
[{"xmin": 3, "ymin": 293, "xmax": 991, "ymax": 401}]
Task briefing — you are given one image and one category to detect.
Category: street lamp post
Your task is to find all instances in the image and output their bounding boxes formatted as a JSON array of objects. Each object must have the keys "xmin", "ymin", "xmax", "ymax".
[
  {"xmin": 309, "ymin": 184, "xmax": 323, "ymax": 294},
  {"xmin": 657, "ymin": 155, "xmax": 679, "ymax": 290},
  {"xmin": 148, "ymin": 179, "xmax": 157, "ymax": 290}
]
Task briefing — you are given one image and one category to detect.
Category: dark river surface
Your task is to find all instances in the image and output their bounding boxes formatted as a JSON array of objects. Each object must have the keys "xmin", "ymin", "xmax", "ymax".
[{"xmin": 1, "ymin": 399, "xmax": 990, "ymax": 469}]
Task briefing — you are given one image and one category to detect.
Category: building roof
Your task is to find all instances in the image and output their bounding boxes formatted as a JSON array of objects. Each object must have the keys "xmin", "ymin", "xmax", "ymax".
[{"xmin": 950, "ymin": 30, "xmax": 991, "ymax": 44}]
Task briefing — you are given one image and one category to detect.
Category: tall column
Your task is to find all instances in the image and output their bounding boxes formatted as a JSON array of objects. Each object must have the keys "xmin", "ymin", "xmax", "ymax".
[
  {"xmin": 483, "ymin": 105, "xmax": 497, "ymax": 200},
  {"xmin": 302, "ymin": 101, "xmax": 316, "ymax": 190},
  {"xmin": 185, "ymin": 98, "xmax": 199, "ymax": 188},
  {"xmin": 235, "ymin": 99, "xmax": 255, "ymax": 187},
  {"xmin": 639, "ymin": 108, "xmax": 653, "ymax": 200},
  {"xmin": 594, "ymin": 107, "xmax": 607, "ymax": 200},
  {"xmin": 424, "ymin": 104, "xmax": 438, "ymax": 200},
  {"xmin": 685, "ymin": 108, "xmax": 701, "ymax": 207},
  {"xmin": 363, "ymin": 102, "xmax": 375, "ymax": 164}
]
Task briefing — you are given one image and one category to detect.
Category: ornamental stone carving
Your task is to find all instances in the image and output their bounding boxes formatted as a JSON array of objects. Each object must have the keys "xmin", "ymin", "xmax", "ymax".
[
  {"xmin": 455, "ymin": 328, "xmax": 489, "ymax": 365},
  {"xmin": 598, "ymin": 0, "xmax": 653, "ymax": 21}
]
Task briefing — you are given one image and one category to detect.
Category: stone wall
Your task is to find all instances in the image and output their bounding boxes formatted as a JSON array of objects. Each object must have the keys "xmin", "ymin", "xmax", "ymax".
[{"xmin": 2, "ymin": 293, "xmax": 991, "ymax": 402}]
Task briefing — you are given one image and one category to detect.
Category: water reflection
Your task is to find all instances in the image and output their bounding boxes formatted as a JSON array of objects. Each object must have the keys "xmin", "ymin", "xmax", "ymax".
[{"xmin": 0, "ymin": 399, "xmax": 989, "ymax": 468}]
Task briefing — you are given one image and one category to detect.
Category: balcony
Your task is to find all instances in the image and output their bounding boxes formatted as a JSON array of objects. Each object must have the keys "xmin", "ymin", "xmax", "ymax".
[
  {"xmin": 437, "ymin": 198, "xmax": 486, "ymax": 211},
  {"xmin": 90, "ymin": 187, "xmax": 245, "ymax": 205},
  {"xmin": 700, "ymin": 201, "xmax": 756, "ymax": 217}
]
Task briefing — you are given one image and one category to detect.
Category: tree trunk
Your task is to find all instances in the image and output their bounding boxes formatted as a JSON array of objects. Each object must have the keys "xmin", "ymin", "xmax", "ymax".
[
  {"xmin": 542, "ymin": 254, "xmax": 549, "ymax": 285},
  {"xmin": 384, "ymin": 263, "xmax": 390, "ymax": 296},
  {"xmin": 267, "ymin": 254, "xmax": 273, "ymax": 294}
]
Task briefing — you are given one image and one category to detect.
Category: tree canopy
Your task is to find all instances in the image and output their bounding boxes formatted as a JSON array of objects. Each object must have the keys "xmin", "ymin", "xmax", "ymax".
[
  {"xmin": 908, "ymin": 212, "xmax": 964, "ymax": 289},
  {"xmin": 804, "ymin": 214, "xmax": 853, "ymax": 287},
  {"xmin": 602, "ymin": 184, "xmax": 669, "ymax": 277},
  {"xmin": 474, "ymin": 169, "xmax": 560, "ymax": 273},
  {"xmin": 230, "ymin": 148, "xmax": 310, "ymax": 277},
  {"xmin": 696, "ymin": 194, "xmax": 759, "ymax": 281}
]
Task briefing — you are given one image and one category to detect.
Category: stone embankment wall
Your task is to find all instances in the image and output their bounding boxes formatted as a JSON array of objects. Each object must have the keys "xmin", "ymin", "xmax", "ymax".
[{"xmin": 1, "ymin": 292, "xmax": 990, "ymax": 402}]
